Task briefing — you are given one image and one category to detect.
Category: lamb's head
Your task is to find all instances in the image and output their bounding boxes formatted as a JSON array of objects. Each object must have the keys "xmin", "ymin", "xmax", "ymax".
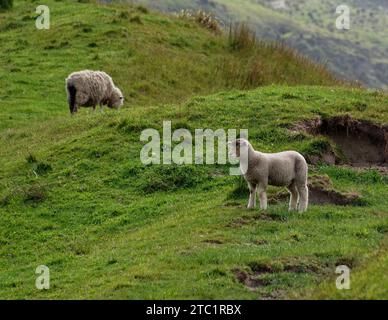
[
  {"xmin": 108, "ymin": 87, "xmax": 124, "ymax": 109},
  {"xmin": 228, "ymin": 138, "xmax": 252, "ymax": 157}
]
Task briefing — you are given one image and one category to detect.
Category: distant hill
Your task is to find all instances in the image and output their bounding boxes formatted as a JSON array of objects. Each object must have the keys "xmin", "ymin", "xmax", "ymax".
[{"xmin": 132, "ymin": 0, "xmax": 388, "ymax": 89}]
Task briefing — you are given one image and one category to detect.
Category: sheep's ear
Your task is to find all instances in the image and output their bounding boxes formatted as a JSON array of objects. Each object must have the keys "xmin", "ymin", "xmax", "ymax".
[{"xmin": 239, "ymin": 139, "xmax": 247, "ymax": 146}]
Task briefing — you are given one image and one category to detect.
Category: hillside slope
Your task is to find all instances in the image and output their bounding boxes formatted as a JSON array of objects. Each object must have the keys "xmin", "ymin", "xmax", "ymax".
[
  {"xmin": 132, "ymin": 0, "xmax": 388, "ymax": 89},
  {"xmin": 0, "ymin": 0, "xmax": 339, "ymax": 130},
  {"xmin": 1, "ymin": 85, "xmax": 387, "ymax": 299},
  {"xmin": 0, "ymin": 0, "xmax": 387, "ymax": 300}
]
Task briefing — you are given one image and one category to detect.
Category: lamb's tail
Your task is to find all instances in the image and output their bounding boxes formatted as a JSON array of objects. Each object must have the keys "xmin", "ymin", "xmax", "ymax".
[{"xmin": 67, "ymin": 84, "xmax": 77, "ymax": 115}]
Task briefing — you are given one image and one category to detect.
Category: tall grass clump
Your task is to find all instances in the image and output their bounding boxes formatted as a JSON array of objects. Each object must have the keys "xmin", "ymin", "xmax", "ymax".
[
  {"xmin": 177, "ymin": 9, "xmax": 221, "ymax": 34},
  {"xmin": 228, "ymin": 23, "xmax": 256, "ymax": 51},
  {"xmin": 221, "ymin": 23, "xmax": 345, "ymax": 89},
  {"xmin": 0, "ymin": 0, "xmax": 13, "ymax": 10}
]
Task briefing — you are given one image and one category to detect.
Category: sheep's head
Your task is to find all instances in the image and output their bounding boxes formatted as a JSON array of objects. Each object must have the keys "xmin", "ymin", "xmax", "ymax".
[
  {"xmin": 108, "ymin": 87, "xmax": 124, "ymax": 109},
  {"xmin": 228, "ymin": 138, "xmax": 251, "ymax": 157}
]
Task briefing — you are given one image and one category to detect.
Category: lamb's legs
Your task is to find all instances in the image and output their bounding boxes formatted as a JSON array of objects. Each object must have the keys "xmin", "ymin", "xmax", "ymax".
[
  {"xmin": 247, "ymin": 182, "xmax": 257, "ymax": 209},
  {"xmin": 297, "ymin": 185, "xmax": 309, "ymax": 212},
  {"xmin": 287, "ymin": 182, "xmax": 299, "ymax": 211},
  {"xmin": 257, "ymin": 185, "xmax": 267, "ymax": 210}
]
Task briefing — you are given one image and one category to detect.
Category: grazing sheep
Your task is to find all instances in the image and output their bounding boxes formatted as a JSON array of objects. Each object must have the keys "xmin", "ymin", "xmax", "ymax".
[
  {"xmin": 229, "ymin": 138, "xmax": 309, "ymax": 212},
  {"xmin": 65, "ymin": 70, "xmax": 124, "ymax": 115}
]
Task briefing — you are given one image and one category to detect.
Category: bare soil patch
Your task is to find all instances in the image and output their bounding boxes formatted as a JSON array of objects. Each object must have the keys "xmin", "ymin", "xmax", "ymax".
[
  {"xmin": 308, "ymin": 174, "xmax": 365, "ymax": 205},
  {"xmin": 233, "ymin": 269, "xmax": 272, "ymax": 289},
  {"xmin": 233, "ymin": 258, "xmax": 323, "ymax": 291},
  {"xmin": 270, "ymin": 174, "xmax": 364, "ymax": 206},
  {"xmin": 295, "ymin": 115, "xmax": 388, "ymax": 167},
  {"xmin": 203, "ymin": 239, "xmax": 224, "ymax": 244}
]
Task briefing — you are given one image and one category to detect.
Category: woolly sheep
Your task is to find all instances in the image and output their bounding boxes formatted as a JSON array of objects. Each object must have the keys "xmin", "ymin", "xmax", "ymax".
[
  {"xmin": 65, "ymin": 70, "xmax": 124, "ymax": 114},
  {"xmin": 229, "ymin": 138, "xmax": 309, "ymax": 212}
]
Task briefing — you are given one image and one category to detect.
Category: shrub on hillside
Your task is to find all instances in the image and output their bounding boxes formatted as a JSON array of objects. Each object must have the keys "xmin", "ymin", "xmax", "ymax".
[
  {"xmin": 26, "ymin": 153, "xmax": 52, "ymax": 176},
  {"xmin": 227, "ymin": 176, "xmax": 248, "ymax": 199},
  {"xmin": 0, "ymin": 0, "xmax": 13, "ymax": 10},
  {"xmin": 122, "ymin": 164, "xmax": 211, "ymax": 193},
  {"xmin": 136, "ymin": 5, "xmax": 149, "ymax": 14}
]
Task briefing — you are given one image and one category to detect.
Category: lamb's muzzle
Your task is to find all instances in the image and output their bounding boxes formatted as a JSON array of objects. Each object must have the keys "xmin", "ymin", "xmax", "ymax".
[{"xmin": 229, "ymin": 138, "xmax": 309, "ymax": 212}]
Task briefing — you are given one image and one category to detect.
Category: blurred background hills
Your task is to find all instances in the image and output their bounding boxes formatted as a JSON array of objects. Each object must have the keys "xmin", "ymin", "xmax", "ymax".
[{"xmin": 128, "ymin": 0, "xmax": 388, "ymax": 89}]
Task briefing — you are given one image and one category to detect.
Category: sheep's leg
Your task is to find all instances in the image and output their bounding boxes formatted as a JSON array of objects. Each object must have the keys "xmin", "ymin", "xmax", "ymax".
[
  {"xmin": 71, "ymin": 104, "xmax": 78, "ymax": 115},
  {"xmin": 99, "ymin": 104, "xmax": 105, "ymax": 113},
  {"xmin": 67, "ymin": 84, "xmax": 77, "ymax": 115},
  {"xmin": 247, "ymin": 182, "xmax": 257, "ymax": 209},
  {"xmin": 287, "ymin": 182, "xmax": 299, "ymax": 211},
  {"xmin": 257, "ymin": 185, "xmax": 267, "ymax": 210},
  {"xmin": 297, "ymin": 185, "xmax": 309, "ymax": 213},
  {"xmin": 69, "ymin": 101, "xmax": 78, "ymax": 115}
]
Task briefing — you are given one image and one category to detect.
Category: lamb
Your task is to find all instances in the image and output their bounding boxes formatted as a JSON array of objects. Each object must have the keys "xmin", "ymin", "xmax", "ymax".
[
  {"xmin": 229, "ymin": 138, "xmax": 309, "ymax": 212},
  {"xmin": 65, "ymin": 70, "xmax": 124, "ymax": 115}
]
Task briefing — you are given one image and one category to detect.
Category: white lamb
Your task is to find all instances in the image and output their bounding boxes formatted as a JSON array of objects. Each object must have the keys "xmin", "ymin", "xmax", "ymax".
[
  {"xmin": 65, "ymin": 70, "xmax": 124, "ymax": 115},
  {"xmin": 229, "ymin": 138, "xmax": 309, "ymax": 212}
]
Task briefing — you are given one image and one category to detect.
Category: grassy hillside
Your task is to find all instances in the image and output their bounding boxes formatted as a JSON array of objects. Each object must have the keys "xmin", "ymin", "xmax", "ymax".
[
  {"xmin": 0, "ymin": 0, "xmax": 387, "ymax": 300},
  {"xmin": 1, "ymin": 84, "xmax": 387, "ymax": 299},
  {"xmin": 133, "ymin": 0, "xmax": 388, "ymax": 89},
  {"xmin": 307, "ymin": 238, "xmax": 388, "ymax": 299},
  {"xmin": 0, "ymin": 0, "xmax": 339, "ymax": 130}
]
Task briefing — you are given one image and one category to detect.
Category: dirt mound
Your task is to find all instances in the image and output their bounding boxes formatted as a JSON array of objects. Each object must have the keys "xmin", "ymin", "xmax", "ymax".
[
  {"xmin": 270, "ymin": 174, "xmax": 364, "ymax": 206},
  {"xmin": 233, "ymin": 259, "xmax": 322, "ymax": 291},
  {"xmin": 309, "ymin": 174, "xmax": 364, "ymax": 205},
  {"xmin": 296, "ymin": 115, "xmax": 388, "ymax": 167},
  {"xmin": 233, "ymin": 269, "xmax": 272, "ymax": 289}
]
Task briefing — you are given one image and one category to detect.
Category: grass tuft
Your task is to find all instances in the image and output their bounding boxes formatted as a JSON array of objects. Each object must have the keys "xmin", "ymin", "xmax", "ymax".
[
  {"xmin": 177, "ymin": 9, "xmax": 221, "ymax": 34},
  {"xmin": 23, "ymin": 184, "xmax": 46, "ymax": 204}
]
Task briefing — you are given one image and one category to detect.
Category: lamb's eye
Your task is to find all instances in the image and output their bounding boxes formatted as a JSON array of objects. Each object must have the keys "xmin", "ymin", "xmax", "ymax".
[{"xmin": 120, "ymin": 97, "xmax": 123, "ymax": 100}]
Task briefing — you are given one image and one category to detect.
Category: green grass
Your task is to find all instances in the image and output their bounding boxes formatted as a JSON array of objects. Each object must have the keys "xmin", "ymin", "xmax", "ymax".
[
  {"xmin": 306, "ymin": 239, "xmax": 388, "ymax": 299},
  {"xmin": 0, "ymin": 0, "xmax": 387, "ymax": 300},
  {"xmin": 0, "ymin": 85, "xmax": 387, "ymax": 299},
  {"xmin": 0, "ymin": 0, "xmax": 340, "ymax": 130}
]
